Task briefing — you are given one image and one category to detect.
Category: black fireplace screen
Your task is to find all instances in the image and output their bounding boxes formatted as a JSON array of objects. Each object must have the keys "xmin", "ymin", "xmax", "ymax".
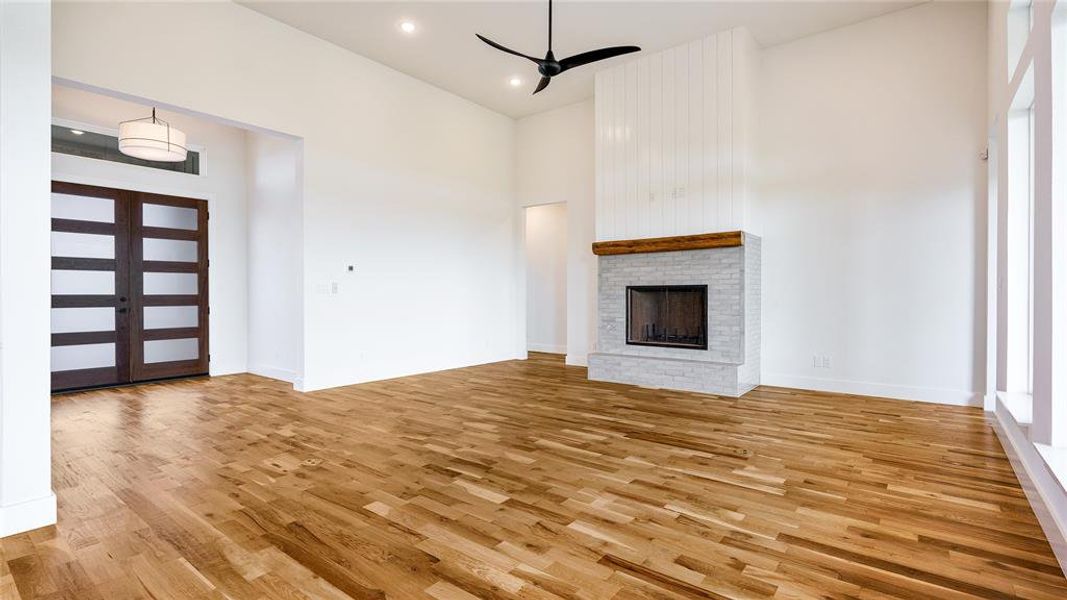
[{"xmin": 626, "ymin": 285, "xmax": 708, "ymax": 350}]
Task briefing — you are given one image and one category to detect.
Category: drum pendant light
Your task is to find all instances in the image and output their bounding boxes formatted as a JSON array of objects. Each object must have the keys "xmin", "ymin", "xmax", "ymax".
[{"xmin": 118, "ymin": 108, "xmax": 188, "ymax": 162}]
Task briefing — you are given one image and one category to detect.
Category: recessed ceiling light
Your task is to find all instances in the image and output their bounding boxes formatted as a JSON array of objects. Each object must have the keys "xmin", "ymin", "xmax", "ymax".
[
  {"xmin": 509, "ymin": 77, "xmax": 523, "ymax": 88},
  {"xmin": 70, "ymin": 129, "xmax": 85, "ymax": 135},
  {"xmin": 399, "ymin": 20, "xmax": 416, "ymax": 34}
]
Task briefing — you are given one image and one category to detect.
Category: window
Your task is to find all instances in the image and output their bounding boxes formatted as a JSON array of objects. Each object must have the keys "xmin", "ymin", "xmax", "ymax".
[
  {"xmin": 1007, "ymin": 0, "xmax": 1034, "ymax": 79},
  {"xmin": 999, "ymin": 0, "xmax": 1067, "ymax": 475},
  {"xmin": 1006, "ymin": 99, "xmax": 1034, "ymax": 396},
  {"xmin": 1027, "ymin": 103, "xmax": 1035, "ymax": 394},
  {"xmin": 51, "ymin": 125, "xmax": 200, "ymax": 175},
  {"xmin": 1052, "ymin": 5, "xmax": 1067, "ymax": 445}
]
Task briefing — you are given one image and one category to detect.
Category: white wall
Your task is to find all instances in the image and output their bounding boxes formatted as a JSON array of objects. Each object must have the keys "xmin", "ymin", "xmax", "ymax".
[
  {"xmin": 756, "ymin": 1, "xmax": 988, "ymax": 406},
  {"xmin": 0, "ymin": 0, "xmax": 56, "ymax": 536},
  {"xmin": 525, "ymin": 203, "xmax": 567, "ymax": 354},
  {"xmin": 53, "ymin": 1, "xmax": 521, "ymax": 391},
  {"xmin": 246, "ymin": 132, "xmax": 304, "ymax": 385},
  {"xmin": 51, "ymin": 85, "xmax": 250, "ymax": 376},
  {"xmin": 594, "ymin": 28, "xmax": 760, "ymax": 241},
  {"xmin": 515, "ymin": 101, "xmax": 596, "ymax": 366}
]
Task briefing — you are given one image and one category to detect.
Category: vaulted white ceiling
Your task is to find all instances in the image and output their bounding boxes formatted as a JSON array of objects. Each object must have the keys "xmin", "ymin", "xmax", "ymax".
[{"xmin": 241, "ymin": 1, "xmax": 922, "ymax": 118}]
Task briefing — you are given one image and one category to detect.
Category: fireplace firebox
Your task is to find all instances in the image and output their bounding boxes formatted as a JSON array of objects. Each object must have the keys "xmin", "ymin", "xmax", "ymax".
[{"xmin": 626, "ymin": 285, "xmax": 708, "ymax": 350}]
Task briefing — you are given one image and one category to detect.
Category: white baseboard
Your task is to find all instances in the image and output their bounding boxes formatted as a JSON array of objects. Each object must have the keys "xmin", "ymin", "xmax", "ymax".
[
  {"xmin": 299, "ymin": 354, "xmax": 525, "ymax": 392},
  {"xmin": 209, "ymin": 362, "xmax": 247, "ymax": 377},
  {"xmin": 993, "ymin": 402, "xmax": 1067, "ymax": 576},
  {"xmin": 248, "ymin": 364, "xmax": 301, "ymax": 387},
  {"xmin": 528, "ymin": 343, "xmax": 566, "ymax": 354},
  {"xmin": 0, "ymin": 492, "xmax": 56, "ymax": 537},
  {"xmin": 565, "ymin": 353, "xmax": 588, "ymax": 367},
  {"xmin": 762, "ymin": 373, "xmax": 981, "ymax": 407}
]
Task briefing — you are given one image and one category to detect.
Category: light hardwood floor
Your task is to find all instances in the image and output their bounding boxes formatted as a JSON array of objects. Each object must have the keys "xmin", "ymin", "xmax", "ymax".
[{"xmin": 2, "ymin": 353, "xmax": 1064, "ymax": 599}]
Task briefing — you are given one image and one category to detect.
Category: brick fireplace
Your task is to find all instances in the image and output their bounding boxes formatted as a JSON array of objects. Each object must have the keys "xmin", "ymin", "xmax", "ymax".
[{"xmin": 588, "ymin": 231, "xmax": 761, "ymax": 397}]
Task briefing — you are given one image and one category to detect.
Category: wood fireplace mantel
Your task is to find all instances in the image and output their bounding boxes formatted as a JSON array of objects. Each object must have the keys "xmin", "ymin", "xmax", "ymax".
[{"xmin": 591, "ymin": 231, "xmax": 744, "ymax": 256}]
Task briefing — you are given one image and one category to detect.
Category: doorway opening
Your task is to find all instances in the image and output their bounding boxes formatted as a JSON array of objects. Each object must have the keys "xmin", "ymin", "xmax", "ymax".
[
  {"xmin": 524, "ymin": 203, "xmax": 567, "ymax": 355},
  {"xmin": 51, "ymin": 82, "xmax": 304, "ymax": 392}
]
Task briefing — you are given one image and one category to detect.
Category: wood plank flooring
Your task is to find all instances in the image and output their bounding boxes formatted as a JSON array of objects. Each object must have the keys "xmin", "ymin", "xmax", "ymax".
[{"xmin": 3, "ymin": 353, "xmax": 1064, "ymax": 599}]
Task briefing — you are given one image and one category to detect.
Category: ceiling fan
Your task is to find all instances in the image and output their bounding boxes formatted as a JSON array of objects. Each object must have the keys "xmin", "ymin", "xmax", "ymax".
[{"xmin": 476, "ymin": 0, "xmax": 641, "ymax": 95}]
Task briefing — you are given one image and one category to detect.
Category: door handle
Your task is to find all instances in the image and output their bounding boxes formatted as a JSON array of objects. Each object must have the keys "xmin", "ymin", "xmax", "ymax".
[{"xmin": 116, "ymin": 307, "xmax": 128, "ymax": 314}]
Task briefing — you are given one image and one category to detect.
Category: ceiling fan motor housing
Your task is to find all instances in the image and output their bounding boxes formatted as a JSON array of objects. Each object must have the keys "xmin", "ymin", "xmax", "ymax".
[{"xmin": 538, "ymin": 53, "xmax": 562, "ymax": 77}]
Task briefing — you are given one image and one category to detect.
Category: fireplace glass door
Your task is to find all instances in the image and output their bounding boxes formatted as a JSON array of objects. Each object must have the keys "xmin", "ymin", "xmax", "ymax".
[{"xmin": 626, "ymin": 285, "xmax": 708, "ymax": 350}]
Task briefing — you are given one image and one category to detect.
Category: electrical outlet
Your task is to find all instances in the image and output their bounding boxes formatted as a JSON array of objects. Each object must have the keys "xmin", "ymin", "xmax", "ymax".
[
  {"xmin": 330, "ymin": 281, "xmax": 339, "ymax": 294},
  {"xmin": 822, "ymin": 355, "xmax": 831, "ymax": 369}
]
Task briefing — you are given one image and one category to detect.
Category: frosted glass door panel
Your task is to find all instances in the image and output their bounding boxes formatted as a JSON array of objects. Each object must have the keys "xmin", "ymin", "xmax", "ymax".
[
  {"xmin": 143, "ymin": 203, "xmax": 197, "ymax": 230},
  {"xmin": 134, "ymin": 194, "xmax": 207, "ymax": 381},
  {"xmin": 51, "ymin": 307, "xmax": 115, "ymax": 333},
  {"xmin": 143, "ymin": 272, "xmax": 197, "ymax": 295},
  {"xmin": 143, "ymin": 238, "xmax": 197, "ymax": 262},
  {"xmin": 51, "ymin": 343, "xmax": 116, "ymax": 371},
  {"xmin": 143, "ymin": 306, "xmax": 198, "ymax": 329},
  {"xmin": 144, "ymin": 338, "xmax": 199, "ymax": 364},
  {"xmin": 51, "ymin": 270, "xmax": 115, "ymax": 295},
  {"xmin": 52, "ymin": 232, "xmax": 114, "ymax": 259},
  {"xmin": 52, "ymin": 193, "xmax": 114, "ymax": 223}
]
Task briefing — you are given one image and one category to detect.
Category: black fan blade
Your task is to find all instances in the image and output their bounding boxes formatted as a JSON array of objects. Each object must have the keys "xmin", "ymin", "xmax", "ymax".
[
  {"xmin": 533, "ymin": 76, "xmax": 551, "ymax": 95},
  {"xmin": 559, "ymin": 45, "xmax": 641, "ymax": 72},
  {"xmin": 476, "ymin": 34, "xmax": 540, "ymax": 64}
]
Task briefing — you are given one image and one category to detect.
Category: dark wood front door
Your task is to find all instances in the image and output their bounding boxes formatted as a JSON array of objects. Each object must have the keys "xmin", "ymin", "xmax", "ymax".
[{"xmin": 51, "ymin": 182, "xmax": 209, "ymax": 392}]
